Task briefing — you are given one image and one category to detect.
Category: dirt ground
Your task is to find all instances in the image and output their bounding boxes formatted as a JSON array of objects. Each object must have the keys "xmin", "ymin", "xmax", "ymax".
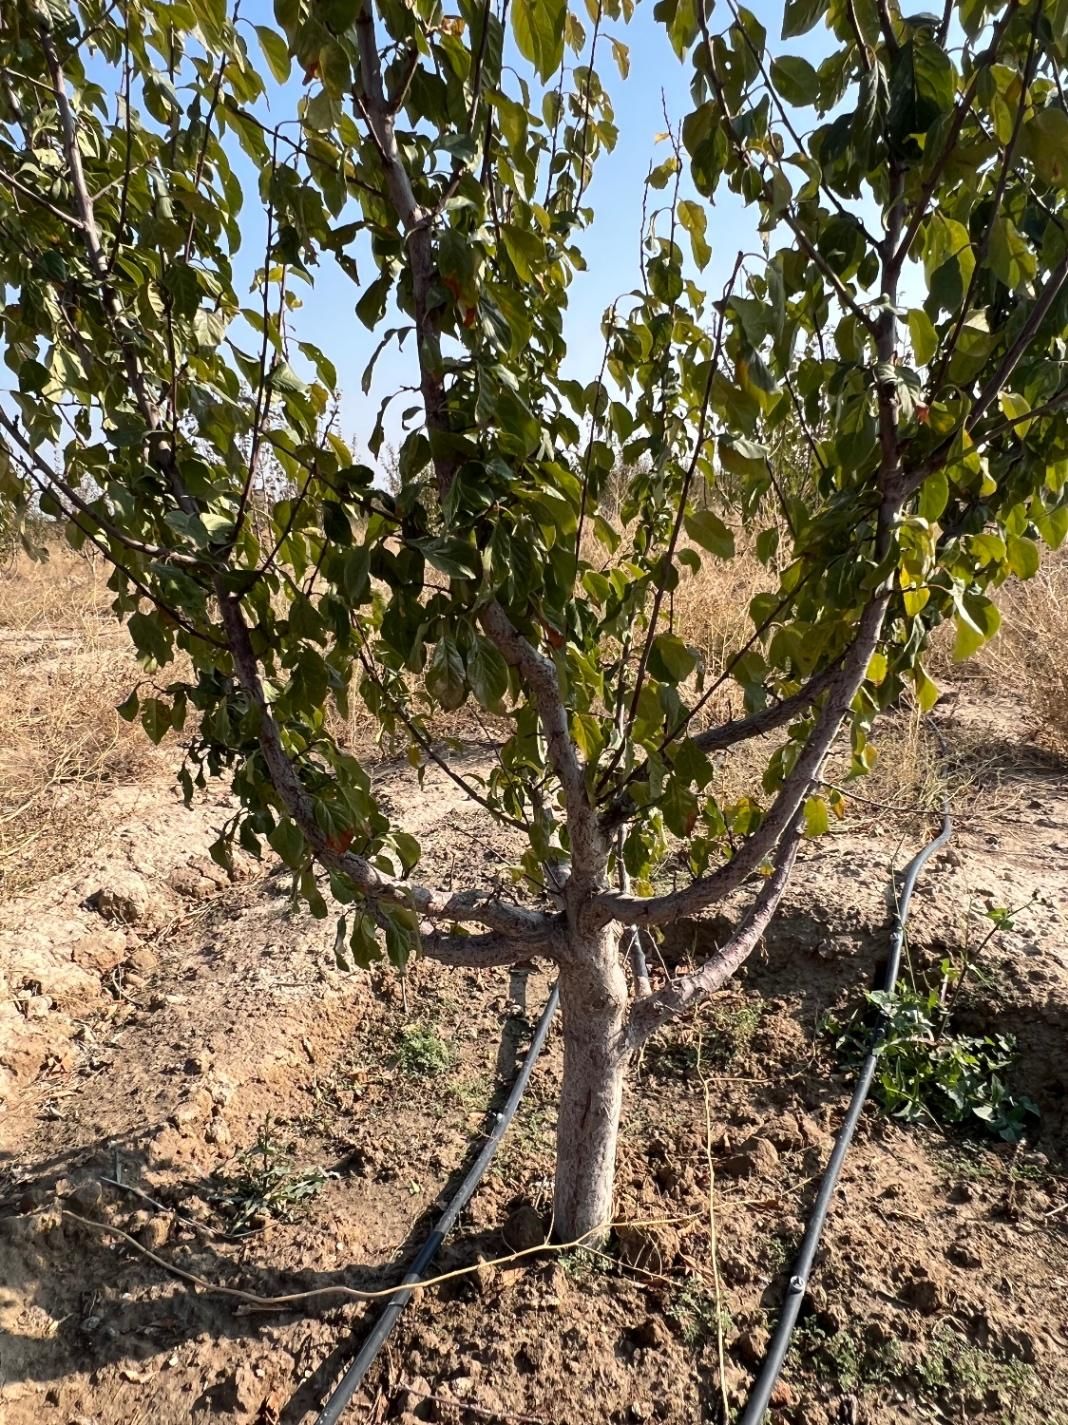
[{"xmin": 1, "ymin": 664, "xmax": 1067, "ymax": 1424}]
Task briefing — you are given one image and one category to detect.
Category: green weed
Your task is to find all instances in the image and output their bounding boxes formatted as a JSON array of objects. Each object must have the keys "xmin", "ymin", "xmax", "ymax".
[
  {"xmin": 797, "ymin": 1321, "xmax": 903, "ymax": 1391},
  {"xmin": 209, "ymin": 1117, "xmax": 329, "ymax": 1235},
  {"xmin": 396, "ymin": 1023, "xmax": 453, "ymax": 1077},
  {"xmin": 830, "ymin": 982, "xmax": 1038, "ymax": 1142},
  {"xmin": 668, "ymin": 1276, "xmax": 731, "ymax": 1348},
  {"xmin": 915, "ymin": 1325, "xmax": 1037, "ymax": 1414}
]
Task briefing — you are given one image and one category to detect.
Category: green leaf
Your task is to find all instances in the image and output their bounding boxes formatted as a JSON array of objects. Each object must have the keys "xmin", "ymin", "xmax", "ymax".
[
  {"xmin": 140, "ymin": 697, "xmax": 172, "ymax": 745},
  {"xmin": 685, "ymin": 508, "xmax": 735, "ymax": 559},
  {"xmin": 512, "ymin": 0, "xmax": 566, "ymax": 81},
  {"xmin": 501, "ymin": 224, "xmax": 543, "ymax": 284},
  {"xmin": 1021, "ymin": 106, "xmax": 1068, "ymax": 188},
  {"xmin": 770, "ymin": 54, "xmax": 819, "ymax": 106},
  {"xmin": 648, "ymin": 633, "xmax": 698, "ymax": 685},
  {"xmin": 356, "ymin": 272, "xmax": 394, "ymax": 331},
  {"xmin": 913, "ymin": 664, "xmax": 940, "ymax": 713},
  {"xmin": 419, "ymin": 536, "xmax": 482, "ymax": 581},
  {"xmin": 907, "ymin": 309, "xmax": 938, "ymax": 367},
  {"xmin": 269, "ymin": 360, "xmax": 306, "ymax": 396},
  {"xmin": 268, "ymin": 819, "xmax": 306, "ymax": 870},
  {"xmin": 988, "ymin": 216, "xmax": 1036, "ymax": 291},
  {"xmin": 866, "ymin": 650, "xmax": 888, "ymax": 685},
  {"xmin": 349, "ymin": 914, "xmax": 383, "ymax": 970},
  {"xmin": 917, "ymin": 470, "xmax": 949, "ymax": 523},
  {"xmin": 392, "ymin": 830, "xmax": 421, "ymax": 876},
  {"xmin": 426, "ymin": 636, "xmax": 467, "ymax": 710},
  {"xmin": 128, "ymin": 611, "xmax": 171, "ymax": 667},
  {"xmin": 782, "ymin": 0, "xmax": 828, "ymax": 39},
  {"xmin": 116, "ymin": 689, "xmax": 140, "ymax": 722},
  {"xmin": 467, "ymin": 636, "xmax": 510, "ymax": 710},
  {"xmin": 676, "ymin": 199, "xmax": 711, "ymax": 270},
  {"xmin": 952, "ymin": 591, "xmax": 1000, "ymax": 661},
  {"xmin": 997, "ymin": 390, "xmax": 1031, "ymax": 437},
  {"xmin": 255, "ymin": 26, "xmax": 291, "ymax": 84},
  {"xmin": 1005, "ymin": 534, "xmax": 1039, "ymax": 579}
]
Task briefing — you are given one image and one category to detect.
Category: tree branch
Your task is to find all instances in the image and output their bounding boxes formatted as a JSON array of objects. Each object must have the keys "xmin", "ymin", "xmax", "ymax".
[
  {"xmin": 695, "ymin": 5, "xmax": 879, "ymax": 341},
  {"xmin": 0, "ymin": 164, "xmax": 86, "ymax": 227},
  {"xmin": 626, "ymin": 817, "xmax": 801, "ymax": 1047},
  {"xmin": 217, "ymin": 589, "xmax": 554, "ymax": 942},
  {"xmin": 354, "ymin": 2, "xmax": 605, "ymax": 887},
  {"xmin": 0, "ymin": 409, "xmax": 202, "ymax": 569},
  {"xmin": 594, "ymin": 592, "xmax": 889, "ymax": 929},
  {"xmin": 596, "ymin": 254, "xmax": 741, "ymax": 794},
  {"xmin": 891, "ymin": 0, "xmax": 1021, "ymax": 275},
  {"xmin": 928, "ymin": 3, "xmax": 1042, "ymax": 394},
  {"xmin": 423, "ymin": 929, "xmax": 558, "ymax": 968},
  {"xmin": 968, "ymin": 251, "xmax": 1068, "ymax": 428},
  {"xmin": 478, "ymin": 601, "xmax": 603, "ymax": 876}
]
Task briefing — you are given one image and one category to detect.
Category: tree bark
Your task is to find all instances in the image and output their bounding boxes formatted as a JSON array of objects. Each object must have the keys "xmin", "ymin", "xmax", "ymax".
[{"xmin": 552, "ymin": 927, "xmax": 630, "ymax": 1245}]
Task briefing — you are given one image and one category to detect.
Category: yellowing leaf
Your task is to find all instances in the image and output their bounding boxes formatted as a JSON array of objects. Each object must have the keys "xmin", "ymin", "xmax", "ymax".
[{"xmin": 803, "ymin": 795, "xmax": 830, "ymax": 838}]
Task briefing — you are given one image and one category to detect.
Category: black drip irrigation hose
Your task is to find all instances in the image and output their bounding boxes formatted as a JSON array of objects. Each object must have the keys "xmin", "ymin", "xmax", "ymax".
[
  {"xmin": 313, "ymin": 981, "xmax": 560, "ymax": 1425},
  {"xmin": 737, "ymin": 791, "xmax": 953, "ymax": 1425}
]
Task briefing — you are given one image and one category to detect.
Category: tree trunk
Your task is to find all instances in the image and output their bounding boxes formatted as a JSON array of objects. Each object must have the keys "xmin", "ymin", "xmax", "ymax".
[{"xmin": 552, "ymin": 929, "xmax": 630, "ymax": 1245}]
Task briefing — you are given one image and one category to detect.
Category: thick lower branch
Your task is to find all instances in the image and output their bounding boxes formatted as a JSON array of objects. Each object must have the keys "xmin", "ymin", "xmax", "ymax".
[
  {"xmin": 600, "ymin": 656, "xmax": 846, "ymax": 834},
  {"xmin": 354, "ymin": 2, "xmax": 604, "ymax": 890},
  {"xmin": 595, "ymin": 593, "xmax": 889, "ymax": 930},
  {"xmin": 478, "ymin": 602, "xmax": 603, "ymax": 881},
  {"xmin": 422, "ymin": 929, "xmax": 558, "ymax": 968},
  {"xmin": 626, "ymin": 821, "xmax": 800, "ymax": 1047}
]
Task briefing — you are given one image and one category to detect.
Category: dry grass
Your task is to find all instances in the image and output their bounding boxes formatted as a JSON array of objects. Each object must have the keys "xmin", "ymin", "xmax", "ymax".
[
  {"xmin": 0, "ymin": 542, "xmax": 168, "ymax": 900},
  {"xmin": 672, "ymin": 538, "xmax": 772, "ymax": 714},
  {"xmin": 975, "ymin": 557, "xmax": 1068, "ymax": 754}
]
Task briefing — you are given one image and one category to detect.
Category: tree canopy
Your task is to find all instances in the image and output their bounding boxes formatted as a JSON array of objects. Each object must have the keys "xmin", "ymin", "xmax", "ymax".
[{"xmin": 1, "ymin": 0, "xmax": 1066, "ymax": 1235}]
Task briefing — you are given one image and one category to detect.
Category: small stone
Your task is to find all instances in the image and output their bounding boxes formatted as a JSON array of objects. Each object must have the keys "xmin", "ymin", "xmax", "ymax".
[
  {"xmin": 183, "ymin": 1049, "xmax": 214, "ymax": 1075},
  {"xmin": 85, "ymin": 873, "xmax": 153, "ymax": 927},
  {"xmin": 630, "ymin": 1403, "xmax": 654, "ymax": 1421},
  {"xmin": 770, "ymin": 1381, "xmax": 796, "ymax": 1408},
  {"xmin": 208, "ymin": 1076, "xmax": 234, "ymax": 1107},
  {"xmin": 631, "ymin": 1316, "xmax": 665, "ymax": 1350},
  {"xmin": 395, "ymin": 1375, "xmax": 433, "ymax": 1417},
  {"xmin": 125, "ymin": 945, "xmax": 159, "ymax": 974},
  {"xmin": 900, "ymin": 1266, "xmax": 944, "ymax": 1314},
  {"xmin": 719, "ymin": 1135, "xmax": 780, "ymax": 1179},
  {"xmin": 140, "ymin": 1215, "xmax": 172, "ymax": 1251},
  {"xmin": 471, "ymin": 1256, "xmax": 499, "ymax": 1298},
  {"xmin": 69, "ymin": 1178, "xmax": 104, "ymax": 1213},
  {"xmin": 172, "ymin": 1090, "xmax": 212, "ymax": 1127},
  {"xmin": 18, "ymin": 994, "xmax": 53, "ymax": 1019},
  {"xmin": 654, "ymin": 1161, "xmax": 681, "ymax": 1192},
  {"xmin": 503, "ymin": 1204, "xmax": 546, "ymax": 1252},
  {"xmin": 947, "ymin": 1236, "xmax": 983, "ymax": 1269},
  {"xmin": 735, "ymin": 1326, "xmax": 769, "ymax": 1368},
  {"xmin": 205, "ymin": 1115, "xmax": 232, "ymax": 1147},
  {"xmin": 615, "ymin": 1221, "xmax": 680, "ymax": 1273},
  {"xmin": 70, "ymin": 929, "xmax": 128, "ymax": 976}
]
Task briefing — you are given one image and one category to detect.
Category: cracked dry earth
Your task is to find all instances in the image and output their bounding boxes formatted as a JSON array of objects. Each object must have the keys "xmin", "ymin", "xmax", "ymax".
[{"xmin": 1, "ymin": 692, "xmax": 1067, "ymax": 1425}]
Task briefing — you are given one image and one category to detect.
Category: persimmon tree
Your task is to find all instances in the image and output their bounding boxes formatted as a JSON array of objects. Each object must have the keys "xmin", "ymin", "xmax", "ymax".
[{"xmin": 1, "ymin": 0, "xmax": 1066, "ymax": 1241}]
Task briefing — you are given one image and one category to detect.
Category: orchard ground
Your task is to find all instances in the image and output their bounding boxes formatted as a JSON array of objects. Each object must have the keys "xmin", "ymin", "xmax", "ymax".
[{"xmin": 1, "ymin": 543, "xmax": 1067, "ymax": 1425}]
